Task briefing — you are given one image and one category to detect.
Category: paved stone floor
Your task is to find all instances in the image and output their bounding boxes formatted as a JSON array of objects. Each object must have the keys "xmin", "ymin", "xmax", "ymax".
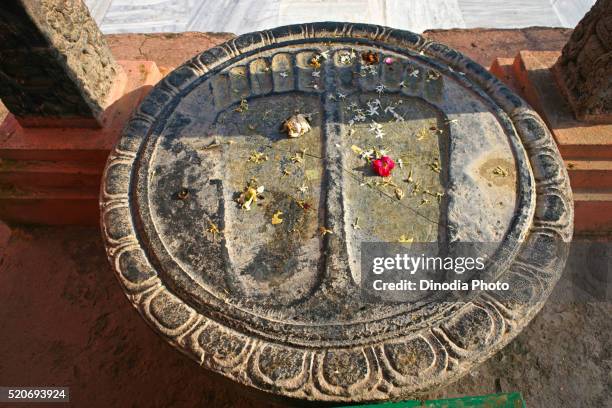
[
  {"xmin": 0, "ymin": 225, "xmax": 609, "ymax": 407},
  {"xmin": 85, "ymin": 0, "xmax": 596, "ymax": 35}
]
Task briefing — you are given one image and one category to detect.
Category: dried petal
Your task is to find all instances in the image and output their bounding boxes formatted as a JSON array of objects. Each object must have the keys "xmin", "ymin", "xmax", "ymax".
[
  {"xmin": 237, "ymin": 181, "xmax": 264, "ymax": 210},
  {"xmin": 492, "ymin": 165, "xmax": 509, "ymax": 177},
  {"xmin": 398, "ymin": 235, "xmax": 414, "ymax": 243},
  {"xmin": 234, "ymin": 98, "xmax": 248, "ymax": 113},
  {"xmin": 319, "ymin": 226, "xmax": 334, "ymax": 236},
  {"xmin": 282, "ymin": 114, "xmax": 311, "ymax": 138},
  {"xmin": 362, "ymin": 51, "xmax": 379, "ymax": 65},
  {"xmin": 351, "ymin": 145, "xmax": 363, "ymax": 155},
  {"xmin": 395, "ymin": 188, "xmax": 404, "ymax": 200},
  {"xmin": 177, "ymin": 188, "xmax": 189, "ymax": 200},
  {"xmin": 271, "ymin": 211, "xmax": 283, "ymax": 225},
  {"xmin": 207, "ymin": 222, "xmax": 221, "ymax": 239},
  {"xmin": 248, "ymin": 151, "xmax": 268, "ymax": 164},
  {"xmin": 310, "ymin": 56, "xmax": 321, "ymax": 69},
  {"xmin": 416, "ymin": 128, "xmax": 429, "ymax": 140}
]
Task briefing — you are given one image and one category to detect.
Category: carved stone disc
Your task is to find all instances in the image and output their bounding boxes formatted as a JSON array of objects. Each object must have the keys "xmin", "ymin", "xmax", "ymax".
[{"xmin": 101, "ymin": 23, "xmax": 573, "ymax": 402}]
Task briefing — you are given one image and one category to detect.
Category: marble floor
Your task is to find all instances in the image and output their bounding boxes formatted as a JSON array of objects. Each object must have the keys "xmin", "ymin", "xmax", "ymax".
[{"xmin": 84, "ymin": 0, "xmax": 595, "ymax": 34}]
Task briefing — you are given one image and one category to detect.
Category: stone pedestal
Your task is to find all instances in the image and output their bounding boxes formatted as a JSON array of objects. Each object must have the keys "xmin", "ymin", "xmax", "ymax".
[{"xmin": 100, "ymin": 23, "xmax": 572, "ymax": 403}]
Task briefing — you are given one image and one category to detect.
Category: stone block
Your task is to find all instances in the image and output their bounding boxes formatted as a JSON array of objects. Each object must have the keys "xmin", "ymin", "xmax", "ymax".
[
  {"xmin": 0, "ymin": 60, "xmax": 162, "ymax": 225},
  {"xmin": 489, "ymin": 50, "xmax": 612, "ymax": 235}
]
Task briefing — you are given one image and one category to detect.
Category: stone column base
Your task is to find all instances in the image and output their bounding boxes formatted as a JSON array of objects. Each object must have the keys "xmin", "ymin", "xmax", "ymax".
[
  {"xmin": 0, "ymin": 60, "xmax": 162, "ymax": 225},
  {"xmin": 490, "ymin": 50, "xmax": 612, "ymax": 235}
]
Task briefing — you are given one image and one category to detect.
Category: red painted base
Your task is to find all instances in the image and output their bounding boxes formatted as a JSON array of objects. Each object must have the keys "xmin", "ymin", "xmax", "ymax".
[
  {"xmin": 490, "ymin": 51, "xmax": 612, "ymax": 236},
  {"xmin": 0, "ymin": 60, "xmax": 162, "ymax": 225}
]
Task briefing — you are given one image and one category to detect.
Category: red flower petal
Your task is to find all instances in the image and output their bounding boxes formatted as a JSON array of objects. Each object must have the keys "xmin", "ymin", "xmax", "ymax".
[{"xmin": 372, "ymin": 156, "xmax": 395, "ymax": 177}]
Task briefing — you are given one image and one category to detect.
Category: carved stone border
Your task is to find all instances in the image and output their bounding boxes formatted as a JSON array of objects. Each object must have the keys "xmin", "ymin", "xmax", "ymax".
[{"xmin": 100, "ymin": 23, "xmax": 573, "ymax": 402}]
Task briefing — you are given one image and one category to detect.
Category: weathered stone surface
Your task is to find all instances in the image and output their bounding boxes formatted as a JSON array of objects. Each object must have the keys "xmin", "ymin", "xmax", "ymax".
[
  {"xmin": 0, "ymin": 0, "xmax": 119, "ymax": 126},
  {"xmin": 101, "ymin": 23, "xmax": 573, "ymax": 402},
  {"xmin": 553, "ymin": 0, "xmax": 612, "ymax": 122}
]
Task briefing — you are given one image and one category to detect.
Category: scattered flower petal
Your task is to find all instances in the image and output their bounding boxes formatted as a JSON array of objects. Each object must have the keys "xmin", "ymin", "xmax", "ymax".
[
  {"xmin": 405, "ymin": 169, "xmax": 413, "ymax": 183},
  {"xmin": 384, "ymin": 105, "xmax": 404, "ymax": 122},
  {"xmin": 362, "ymin": 51, "xmax": 379, "ymax": 65},
  {"xmin": 207, "ymin": 221, "xmax": 221, "ymax": 239},
  {"xmin": 282, "ymin": 114, "xmax": 311, "ymax": 138},
  {"xmin": 366, "ymin": 100, "xmax": 380, "ymax": 116},
  {"xmin": 177, "ymin": 188, "xmax": 189, "ymax": 200},
  {"xmin": 360, "ymin": 65, "xmax": 378, "ymax": 76},
  {"xmin": 248, "ymin": 151, "xmax": 268, "ymax": 164},
  {"xmin": 416, "ymin": 128, "xmax": 429, "ymax": 140},
  {"xmin": 234, "ymin": 98, "xmax": 248, "ymax": 113},
  {"xmin": 372, "ymin": 156, "xmax": 395, "ymax": 177},
  {"xmin": 492, "ymin": 165, "xmax": 509, "ymax": 177},
  {"xmin": 429, "ymin": 159, "xmax": 441, "ymax": 173},
  {"xmin": 237, "ymin": 180, "xmax": 265, "ymax": 211},
  {"xmin": 395, "ymin": 188, "xmax": 404, "ymax": 200},
  {"xmin": 290, "ymin": 151, "xmax": 305, "ymax": 163},
  {"xmin": 319, "ymin": 226, "xmax": 334, "ymax": 236},
  {"xmin": 310, "ymin": 55, "xmax": 321, "ymax": 69},
  {"xmin": 339, "ymin": 53, "xmax": 353, "ymax": 65},
  {"xmin": 369, "ymin": 121, "xmax": 385, "ymax": 139},
  {"xmin": 427, "ymin": 69, "xmax": 441, "ymax": 81},
  {"xmin": 271, "ymin": 211, "xmax": 283, "ymax": 225},
  {"xmin": 296, "ymin": 199, "xmax": 312, "ymax": 210}
]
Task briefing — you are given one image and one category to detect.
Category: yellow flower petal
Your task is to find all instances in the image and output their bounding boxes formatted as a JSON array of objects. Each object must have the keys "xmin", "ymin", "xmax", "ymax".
[
  {"xmin": 398, "ymin": 235, "xmax": 413, "ymax": 243},
  {"xmin": 271, "ymin": 211, "xmax": 283, "ymax": 225},
  {"xmin": 351, "ymin": 145, "xmax": 363, "ymax": 155}
]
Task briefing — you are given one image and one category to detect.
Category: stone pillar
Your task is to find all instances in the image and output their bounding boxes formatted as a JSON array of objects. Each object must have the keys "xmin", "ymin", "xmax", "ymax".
[
  {"xmin": 0, "ymin": 0, "xmax": 119, "ymax": 127},
  {"xmin": 553, "ymin": 0, "xmax": 611, "ymax": 123}
]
